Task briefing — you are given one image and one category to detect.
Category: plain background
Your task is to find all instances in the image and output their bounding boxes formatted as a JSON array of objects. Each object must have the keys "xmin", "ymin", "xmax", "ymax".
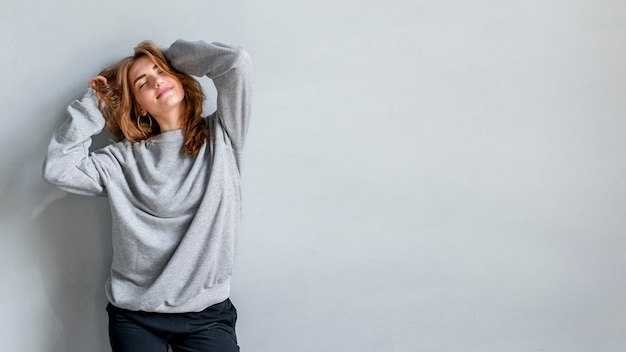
[{"xmin": 1, "ymin": 0, "xmax": 626, "ymax": 351}]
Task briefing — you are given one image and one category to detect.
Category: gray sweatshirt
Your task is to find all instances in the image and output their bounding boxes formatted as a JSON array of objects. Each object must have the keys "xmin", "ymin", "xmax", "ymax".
[{"xmin": 43, "ymin": 40, "xmax": 252, "ymax": 313}]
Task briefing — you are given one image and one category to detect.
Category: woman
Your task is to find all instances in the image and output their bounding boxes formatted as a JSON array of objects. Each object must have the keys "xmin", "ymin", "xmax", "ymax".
[{"xmin": 43, "ymin": 39, "xmax": 251, "ymax": 352}]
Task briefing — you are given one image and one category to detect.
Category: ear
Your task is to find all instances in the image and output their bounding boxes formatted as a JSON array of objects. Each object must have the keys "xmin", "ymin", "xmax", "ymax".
[{"xmin": 139, "ymin": 108, "xmax": 147, "ymax": 116}]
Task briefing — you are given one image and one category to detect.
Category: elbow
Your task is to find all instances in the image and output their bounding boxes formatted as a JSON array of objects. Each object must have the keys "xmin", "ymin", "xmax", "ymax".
[
  {"xmin": 42, "ymin": 167, "xmax": 57, "ymax": 186},
  {"xmin": 238, "ymin": 49, "xmax": 252, "ymax": 69},
  {"xmin": 233, "ymin": 49, "xmax": 252, "ymax": 80},
  {"xmin": 42, "ymin": 158, "xmax": 65, "ymax": 186}
]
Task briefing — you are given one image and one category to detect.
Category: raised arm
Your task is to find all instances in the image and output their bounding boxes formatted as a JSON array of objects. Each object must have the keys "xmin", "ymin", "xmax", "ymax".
[
  {"xmin": 164, "ymin": 40, "xmax": 252, "ymax": 153},
  {"xmin": 43, "ymin": 88, "xmax": 113, "ymax": 196}
]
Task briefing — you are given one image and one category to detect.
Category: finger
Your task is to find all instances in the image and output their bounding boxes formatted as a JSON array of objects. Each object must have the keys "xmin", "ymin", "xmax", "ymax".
[
  {"xmin": 89, "ymin": 76, "xmax": 108, "ymax": 89},
  {"xmin": 95, "ymin": 76, "xmax": 108, "ymax": 85}
]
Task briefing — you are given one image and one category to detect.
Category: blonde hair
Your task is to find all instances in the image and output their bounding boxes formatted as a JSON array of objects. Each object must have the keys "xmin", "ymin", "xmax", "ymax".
[{"xmin": 93, "ymin": 41, "xmax": 208, "ymax": 156}]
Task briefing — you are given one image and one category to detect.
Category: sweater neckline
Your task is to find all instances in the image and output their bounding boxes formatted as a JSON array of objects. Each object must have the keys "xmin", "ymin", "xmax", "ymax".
[{"xmin": 150, "ymin": 129, "xmax": 183, "ymax": 143}]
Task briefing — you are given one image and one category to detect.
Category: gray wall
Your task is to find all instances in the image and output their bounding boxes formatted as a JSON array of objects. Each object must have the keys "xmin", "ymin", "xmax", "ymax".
[{"xmin": 2, "ymin": 1, "xmax": 625, "ymax": 351}]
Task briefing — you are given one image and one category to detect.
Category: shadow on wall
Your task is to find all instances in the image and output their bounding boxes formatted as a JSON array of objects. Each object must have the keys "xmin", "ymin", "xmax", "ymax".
[
  {"xmin": 34, "ymin": 193, "xmax": 112, "ymax": 352},
  {"xmin": 0, "ymin": 116, "xmax": 114, "ymax": 351}
]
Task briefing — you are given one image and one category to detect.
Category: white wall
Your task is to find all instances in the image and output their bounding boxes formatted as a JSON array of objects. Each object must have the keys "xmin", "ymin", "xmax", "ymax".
[{"xmin": 2, "ymin": 1, "xmax": 626, "ymax": 351}]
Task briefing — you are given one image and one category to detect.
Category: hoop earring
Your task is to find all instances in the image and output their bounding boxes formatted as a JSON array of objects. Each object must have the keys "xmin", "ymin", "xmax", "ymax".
[{"xmin": 137, "ymin": 114, "xmax": 153, "ymax": 130}]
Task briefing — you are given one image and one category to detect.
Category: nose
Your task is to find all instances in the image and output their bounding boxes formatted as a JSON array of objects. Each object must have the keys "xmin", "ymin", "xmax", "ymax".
[{"xmin": 154, "ymin": 77, "xmax": 164, "ymax": 88}]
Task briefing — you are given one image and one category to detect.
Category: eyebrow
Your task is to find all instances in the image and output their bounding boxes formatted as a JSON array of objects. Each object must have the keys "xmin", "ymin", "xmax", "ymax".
[{"xmin": 133, "ymin": 64, "xmax": 159, "ymax": 85}]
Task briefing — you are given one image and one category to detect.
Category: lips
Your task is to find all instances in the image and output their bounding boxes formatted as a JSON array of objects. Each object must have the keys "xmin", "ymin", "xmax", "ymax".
[{"xmin": 156, "ymin": 87, "xmax": 173, "ymax": 99}]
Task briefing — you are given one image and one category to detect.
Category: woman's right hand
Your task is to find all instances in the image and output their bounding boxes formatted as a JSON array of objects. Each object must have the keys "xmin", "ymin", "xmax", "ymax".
[{"xmin": 89, "ymin": 75, "xmax": 108, "ymax": 90}]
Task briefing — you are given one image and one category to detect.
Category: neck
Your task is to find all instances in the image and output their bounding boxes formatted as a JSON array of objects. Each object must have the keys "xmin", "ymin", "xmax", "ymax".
[
  {"xmin": 152, "ymin": 103, "xmax": 184, "ymax": 132},
  {"xmin": 154, "ymin": 114, "xmax": 181, "ymax": 132}
]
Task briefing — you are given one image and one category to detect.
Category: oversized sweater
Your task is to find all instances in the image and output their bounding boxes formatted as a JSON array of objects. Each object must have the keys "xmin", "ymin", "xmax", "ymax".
[{"xmin": 43, "ymin": 40, "xmax": 252, "ymax": 313}]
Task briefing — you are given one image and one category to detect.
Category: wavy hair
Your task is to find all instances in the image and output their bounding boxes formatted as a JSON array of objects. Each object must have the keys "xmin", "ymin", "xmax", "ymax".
[{"xmin": 92, "ymin": 41, "xmax": 208, "ymax": 156}]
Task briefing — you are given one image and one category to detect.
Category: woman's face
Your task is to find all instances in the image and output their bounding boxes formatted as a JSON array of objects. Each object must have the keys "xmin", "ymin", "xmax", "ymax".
[{"xmin": 129, "ymin": 56, "xmax": 185, "ymax": 118}]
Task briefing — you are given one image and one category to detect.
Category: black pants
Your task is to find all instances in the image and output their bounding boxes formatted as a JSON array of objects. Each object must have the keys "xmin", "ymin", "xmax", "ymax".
[{"xmin": 106, "ymin": 298, "xmax": 239, "ymax": 352}]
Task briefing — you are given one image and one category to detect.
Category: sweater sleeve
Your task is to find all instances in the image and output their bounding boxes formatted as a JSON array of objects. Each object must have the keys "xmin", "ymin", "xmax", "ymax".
[
  {"xmin": 164, "ymin": 40, "xmax": 252, "ymax": 153},
  {"xmin": 43, "ymin": 89, "xmax": 113, "ymax": 196}
]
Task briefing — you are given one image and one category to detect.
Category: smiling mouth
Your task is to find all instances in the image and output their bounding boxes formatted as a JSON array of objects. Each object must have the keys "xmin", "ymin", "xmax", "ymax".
[{"xmin": 156, "ymin": 87, "xmax": 173, "ymax": 99}]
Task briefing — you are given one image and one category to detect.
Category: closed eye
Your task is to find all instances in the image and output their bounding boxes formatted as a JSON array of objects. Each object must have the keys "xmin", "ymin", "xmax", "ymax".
[{"xmin": 133, "ymin": 64, "xmax": 162, "ymax": 89}]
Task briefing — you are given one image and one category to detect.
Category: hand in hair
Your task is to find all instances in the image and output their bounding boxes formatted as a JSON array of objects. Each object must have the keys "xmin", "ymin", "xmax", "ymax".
[{"xmin": 89, "ymin": 75, "xmax": 108, "ymax": 90}]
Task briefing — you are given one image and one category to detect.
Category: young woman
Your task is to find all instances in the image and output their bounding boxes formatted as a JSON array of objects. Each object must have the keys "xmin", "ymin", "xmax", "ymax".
[{"xmin": 43, "ymin": 39, "xmax": 251, "ymax": 352}]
